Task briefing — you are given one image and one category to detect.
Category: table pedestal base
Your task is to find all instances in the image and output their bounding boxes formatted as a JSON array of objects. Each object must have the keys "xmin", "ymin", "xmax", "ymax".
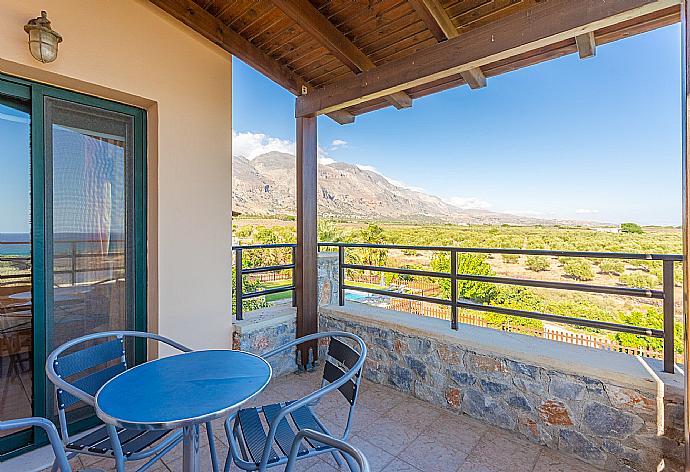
[{"xmin": 182, "ymin": 424, "xmax": 200, "ymax": 472}]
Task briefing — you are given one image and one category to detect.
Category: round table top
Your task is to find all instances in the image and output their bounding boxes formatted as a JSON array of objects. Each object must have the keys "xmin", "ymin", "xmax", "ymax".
[{"xmin": 95, "ymin": 349, "xmax": 271, "ymax": 430}]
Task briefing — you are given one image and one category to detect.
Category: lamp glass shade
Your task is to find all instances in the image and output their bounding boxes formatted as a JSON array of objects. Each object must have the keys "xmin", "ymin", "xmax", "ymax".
[{"xmin": 28, "ymin": 28, "xmax": 59, "ymax": 63}]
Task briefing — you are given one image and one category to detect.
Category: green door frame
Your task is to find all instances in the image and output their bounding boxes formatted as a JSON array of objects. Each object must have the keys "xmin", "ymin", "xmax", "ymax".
[{"xmin": 0, "ymin": 73, "xmax": 148, "ymax": 459}]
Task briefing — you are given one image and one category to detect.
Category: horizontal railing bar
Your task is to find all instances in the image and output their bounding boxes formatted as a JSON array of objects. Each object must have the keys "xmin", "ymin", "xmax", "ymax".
[
  {"xmin": 342, "ymin": 284, "xmax": 452, "ymax": 306},
  {"xmin": 242, "ymin": 285, "xmax": 295, "ymax": 299},
  {"xmin": 0, "ymin": 274, "xmax": 31, "ymax": 280},
  {"xmin": 233, "ymin": 244, "xmax": 297, "ymax": 250},
  {"xmin": 455, "ymin": 273, "xmax": 664, "ymax": 299},
  {"xmin": 342, "ymin": 263, "xmax": 450, "ymax": 279},
  {"xmin": 455, "ymin": 300, "xmax": 664, "ymax": 338},
  {"xmin": 242, "ymin": 264, "xmax": 295, "ymax": 274},
  {"xmin": 318, "ymin": 242, "xmax": 682, "ymax": 261},
  {"xmin": 342, "ymin": 263, "xmax": 664, "ymax": 299}
]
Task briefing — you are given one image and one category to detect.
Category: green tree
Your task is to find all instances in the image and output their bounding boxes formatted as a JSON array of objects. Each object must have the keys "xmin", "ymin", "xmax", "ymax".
[
  {"xmin": 619, "ymin": 272, "xmax": 658, "ymax": 289},
  {"xmin": 621, "ymin": 223, "xmax": 643, "ymax": 234},
  {"xmin": 232, "ymin": 266, "xmax": 269, "ymax": 316},
  {"xmin": 563, "ymin": 259, "xmax": 594, "ymax": 281},
  {"xmin": 613, "ymin": 308, "xmax": 683, "ymax": 354},
  {"xmin": 431, "ymin": 252, "xmax": 497, "ymax": 303},
  {"xmin": 599, "ymin": 260, "xmax": 625, "ymax": 275},
  {"xmin": 525, "ymin": 256, "xmax": 550, "ymax": 272},
  {"xmin": 318, "ymin": 220, "xmax": 344, "ymax": 244}
]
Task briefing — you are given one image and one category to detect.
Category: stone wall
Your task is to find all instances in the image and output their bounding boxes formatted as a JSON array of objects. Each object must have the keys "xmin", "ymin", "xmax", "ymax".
[
  {"xmin": 320, "ymin": 303, "xmax": 685, "ymax": 472},
  {"xmin": 232, "ymin": 304, "xmax": 297, "ymax": 377}
]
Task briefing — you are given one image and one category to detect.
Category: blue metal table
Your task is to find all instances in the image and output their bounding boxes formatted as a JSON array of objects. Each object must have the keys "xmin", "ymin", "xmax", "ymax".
[{"xmin": 95, "ymin": 349, "xmax": 272, "ymax": 472}]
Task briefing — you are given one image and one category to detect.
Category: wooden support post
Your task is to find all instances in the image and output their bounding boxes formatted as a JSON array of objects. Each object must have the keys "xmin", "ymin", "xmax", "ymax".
[
  {"xmin": 682, "ymin": 1, "xmax": 690, "ymax": 469},
  {"xmin": 295, "ymin": 115, "xmax": 319, "ymax": 369}
]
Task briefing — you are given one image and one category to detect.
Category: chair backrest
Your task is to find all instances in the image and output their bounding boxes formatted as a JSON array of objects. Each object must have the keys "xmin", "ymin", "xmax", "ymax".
[
  {"xmin": 51, "ymin": 335, "xmax": 127, "ymax": 412},
  {"xmin": 322, "ymin": 335, "xmax": 365, "ymax": 407}
]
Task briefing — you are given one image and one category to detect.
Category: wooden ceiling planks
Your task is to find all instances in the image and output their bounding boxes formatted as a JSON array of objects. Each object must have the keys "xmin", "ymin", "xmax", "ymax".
[{"xmin": 151, "ymin": 0, "xmax": 681, "ymax": 123}]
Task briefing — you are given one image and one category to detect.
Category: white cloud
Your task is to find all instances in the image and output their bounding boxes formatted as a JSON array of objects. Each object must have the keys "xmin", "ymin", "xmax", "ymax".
[
  {"xmin": 356, "ymin": 164, "xmax": 378, "ymax": 173},
  {"xmin": 448, "ymin": 197, "xmax": 493, "ymax": 210},
  {"xmin": 575, "ymin": 208, "xmax": 600, "ymax": 214},
  {"xmin": 233, "ymin": 129, "xmax": 335, "ymax": 165},
  {"xmin": 331, "ymin": 139, "xmax": 347, "ymax": 147},
  {"xmin": 504, "ymin": 209, "xmax": 544, "ymax": 216},
  {"xmin": 232, "ymin": 130, "xmax": 294, "ymax": 160},
  {"xmin": 354, "ymin": 164, "xmax": 425, "ymax": 191}
]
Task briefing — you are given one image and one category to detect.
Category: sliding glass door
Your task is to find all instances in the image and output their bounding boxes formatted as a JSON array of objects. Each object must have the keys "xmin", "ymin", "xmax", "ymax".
[{"xmin": 0, "ymin": 75, "xmax": 147, "ymax": 457}]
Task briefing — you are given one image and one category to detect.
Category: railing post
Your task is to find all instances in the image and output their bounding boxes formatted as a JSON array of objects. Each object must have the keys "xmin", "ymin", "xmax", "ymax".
[
  {"xmin": 235, "ymin": 248, "xmax": 243, "ymax": 321},
  {"xmin": 450, "ymin": 248, "xmax": 458, "ymax": 330},
  {"xmin": 662, "ymin": 259, "xmax": 675, "ymax": 373},
  {"xmin": 338, "ymin": 246, "xmax": 345, "ymax": 306},
  {"xmin": 291, "ymin": 245, "xmax": 297, "ymax": 308}
]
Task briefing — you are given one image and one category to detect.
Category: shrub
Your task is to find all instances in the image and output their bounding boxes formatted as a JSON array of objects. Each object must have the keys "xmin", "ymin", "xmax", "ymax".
[
  {"xmin": 599, "ymin": 260, "xmax": 625, "ymax": 275},
  {"xmin": 563, "ymin": 259, "xmax": 594, "ymax": 281},
  {"xmin": 619, "ymin": 272, "xmax": 658, "ymax": 289},
  {"xmin": 525, "ymin": 256, "xmax": 550, "ymax": 272},
  {"xmin": 621, "ymin": 223, "xmax": 643, "ymax": 234},
  {"xmin": 231, "ymin": 266, "xmax": 269, "ymax": 316},
  {"xmin": 613, "ymin": 308, "xmax": 683, "ymax": 354},
  {"xmin": 502, "ymin": 254, "xmax": 519, "ymax": 264},
  {"xmin": 431, "ymin": 252, "xmax": 497, "ymax": 303}
]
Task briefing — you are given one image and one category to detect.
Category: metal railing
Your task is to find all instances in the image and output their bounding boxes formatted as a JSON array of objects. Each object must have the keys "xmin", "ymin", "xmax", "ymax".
[
  {"xmin": 0, "ymin": 240, "xmax": 125, "ymax": 286},
  {"xmin": 233, "ymin": 244, "xmax": 297, "ymax": 320},
  {"xmin": 317, "ymin": 242, "xmax": 682, "ymax": 374}
]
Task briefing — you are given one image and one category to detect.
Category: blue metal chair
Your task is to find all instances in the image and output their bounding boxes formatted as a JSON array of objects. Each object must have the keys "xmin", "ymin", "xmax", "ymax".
[
  {"xmin": 224, "ymin": 331, "xmax": 367, "ymax": 472},
  {"xmin": 0, "ymin": 417, "xmax": 103, "ymax": 471},
  {"xmin": 0, "ymin": 417, "xmax": 72, "ymax": 472},
  {"xmin": 285, "ymin": 429, "xmax": 370, "ymax": 472},
  {"xmin": 45, "ymin": 331, "xmax": 220, "ymax": 472}
]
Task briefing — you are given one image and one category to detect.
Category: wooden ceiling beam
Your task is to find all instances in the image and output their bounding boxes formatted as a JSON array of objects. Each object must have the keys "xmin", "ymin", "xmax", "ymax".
[
  {"xmin": 408, "ymin": 0, "xmax": 486, "ymax": 89},
  {"xmin": 270, "ymin": 0, "xmax": 413, "ymax": 111},
  {"xmin": 408, "ymin": 0, "xmax": 457, "ymax": 42},
  {"xmin": 575, "ymin": 32, "xmax": 597, "ymax": 59},
  {"xmin": 297, "ymin": 0, "xmax": 678, "ymax": 117},
  {"xmin": 326, "ymin": 109, "xmax": 356, "ymax": 125},
  {"xmin": 149, "ymin": 0, "xmax": 305, "ymax": 95}
]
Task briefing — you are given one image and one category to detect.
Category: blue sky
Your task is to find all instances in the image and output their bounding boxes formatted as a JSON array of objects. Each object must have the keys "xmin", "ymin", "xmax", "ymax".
[{"xmin": 233, "ymin": 24, "xmax": 681, "ymax": 226}]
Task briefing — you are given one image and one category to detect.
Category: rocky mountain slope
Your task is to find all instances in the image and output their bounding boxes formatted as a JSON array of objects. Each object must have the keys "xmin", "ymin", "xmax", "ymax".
[{"xmin": 232, "ymin": 152, "xmax": 578, "ymax": 225}]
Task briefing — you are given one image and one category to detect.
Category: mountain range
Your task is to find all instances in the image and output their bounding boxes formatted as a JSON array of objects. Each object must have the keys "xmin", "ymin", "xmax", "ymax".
[{"xmin": 232, "ymin": 152, "xmax": 591, "ymax": 226}]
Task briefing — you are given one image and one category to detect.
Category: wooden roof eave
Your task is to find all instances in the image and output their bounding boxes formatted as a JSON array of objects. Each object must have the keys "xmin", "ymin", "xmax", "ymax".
[{"xmin": 296, "ymin": 0, "xmax": 680, "ymax": 119}]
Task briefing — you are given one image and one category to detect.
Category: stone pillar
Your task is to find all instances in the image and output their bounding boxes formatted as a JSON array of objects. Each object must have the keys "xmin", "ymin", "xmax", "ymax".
[{"xmin": 317, "ymin": 251, "xmax": 339, "ymax": 306}]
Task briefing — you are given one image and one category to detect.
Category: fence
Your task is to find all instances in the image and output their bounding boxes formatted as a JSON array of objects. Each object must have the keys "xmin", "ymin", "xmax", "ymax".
[{"xmin": 318, "ymin": 242, "xmax": 682, "ymax": 374}]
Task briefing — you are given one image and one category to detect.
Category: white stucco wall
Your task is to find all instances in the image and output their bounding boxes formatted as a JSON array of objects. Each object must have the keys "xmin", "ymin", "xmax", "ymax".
[{"xmin": 0, "ymin": 0, "xmax": 233, "ymax": 352}]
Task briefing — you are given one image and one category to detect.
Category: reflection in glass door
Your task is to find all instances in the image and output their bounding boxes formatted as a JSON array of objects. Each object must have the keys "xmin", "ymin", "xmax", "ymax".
[
  {"xmin": 0, "ymin": 91, "xmax": 33, "ymax": 441},
  {"xmin": 44, "ymin": 97, "xmax": 139, "ymax": 425}
]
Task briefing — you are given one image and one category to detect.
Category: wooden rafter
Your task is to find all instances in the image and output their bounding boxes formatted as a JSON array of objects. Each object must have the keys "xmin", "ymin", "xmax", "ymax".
[
  {"xmin": 409, "ymin": 0, "xmax": 486, "ymax": 89},
  {"xmin": 270, "ymin": 0, "xmax": 413, "ymax": 111},
  {"xmin": 148, "ymin": 0, "xmax": 305, "ymax": 95},
  {"xmin": 297, "ymin": 0, "xmax": 678, "ymax": 117},
  {"xmin": 575, "ymin": 32, "xmax": 597, "ymax": 59}
]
